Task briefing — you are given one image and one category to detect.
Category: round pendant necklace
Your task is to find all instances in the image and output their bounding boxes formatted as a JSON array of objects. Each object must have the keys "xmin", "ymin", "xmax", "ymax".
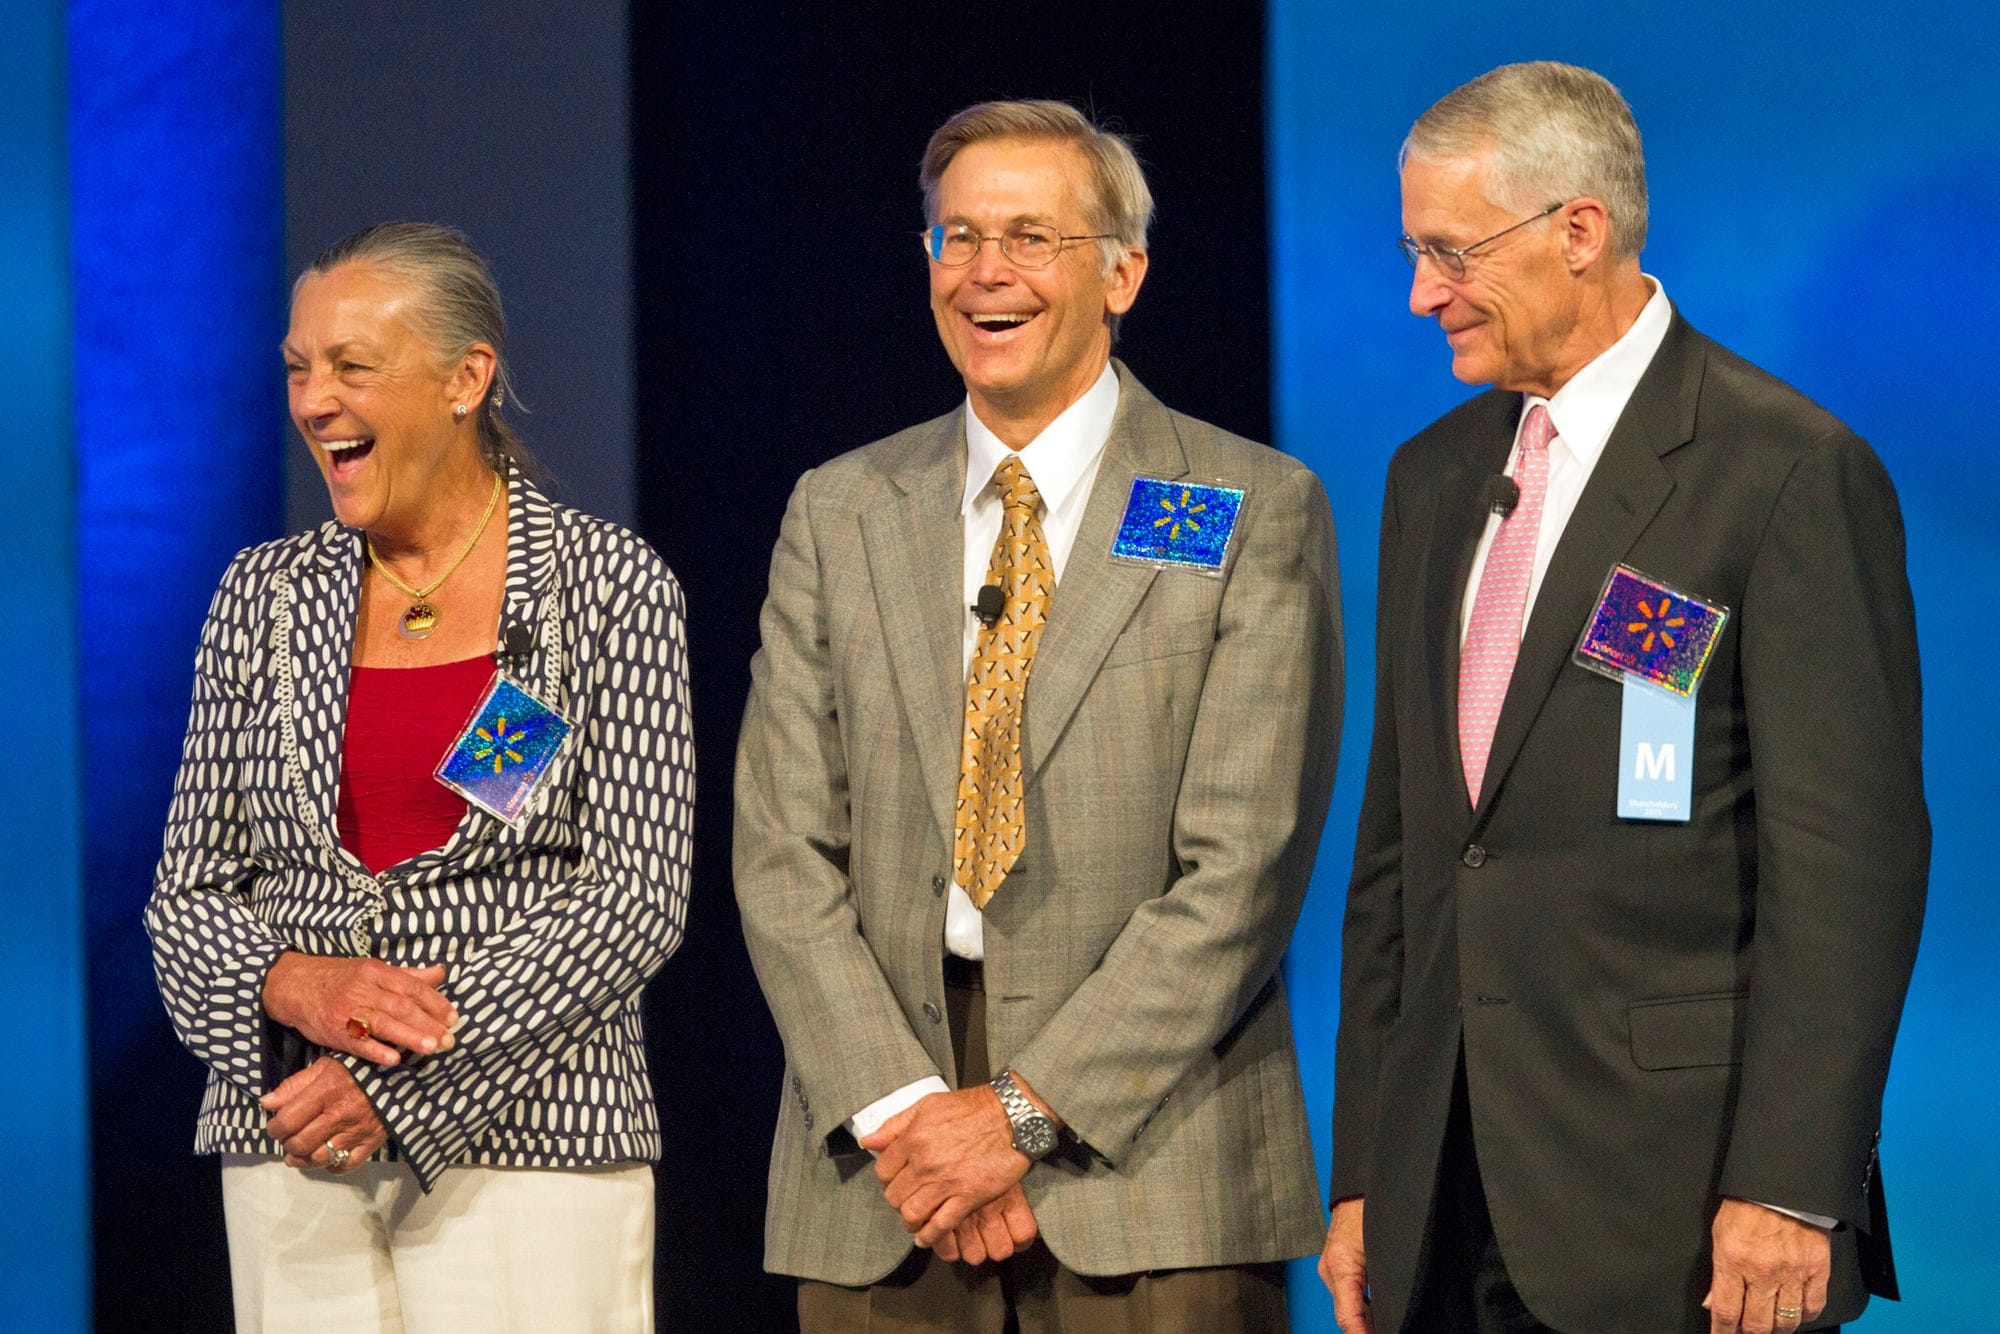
[{"xmin": 366, "ymin": 473, "xmax": 503, "ymax": 640}]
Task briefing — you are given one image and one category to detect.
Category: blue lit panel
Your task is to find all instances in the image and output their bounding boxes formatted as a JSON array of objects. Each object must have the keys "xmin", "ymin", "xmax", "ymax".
[
  {"xmin": 69, "ymin": 1, "xmax": 283, "ymax": 1057},
  {"xmin": 68, "ymin": 0, "xmax": 283, "ymax": 1320},
  {"xmin": 0, "ymin": 0, "xmax": 87, "ymax": 1326}
]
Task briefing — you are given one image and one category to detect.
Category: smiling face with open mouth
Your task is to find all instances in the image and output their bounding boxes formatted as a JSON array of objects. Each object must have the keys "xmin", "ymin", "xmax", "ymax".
[
  {"xmin": 927, "ymin": 137, "xmax": 1146, "ymax": 446},
  {"xmin": 283, "ymin": 263, "xmax": 489, "ymax": 542}
]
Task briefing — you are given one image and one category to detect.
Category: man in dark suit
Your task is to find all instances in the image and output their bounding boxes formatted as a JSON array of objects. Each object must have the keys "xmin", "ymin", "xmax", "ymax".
[
  {"xmin": 736, "ymin": 100, "xmax": 1342, "ymax": 1331},
  {"xmin": 1320, "ymin": 62, "xmax": 1927, "ymax": 1334}
]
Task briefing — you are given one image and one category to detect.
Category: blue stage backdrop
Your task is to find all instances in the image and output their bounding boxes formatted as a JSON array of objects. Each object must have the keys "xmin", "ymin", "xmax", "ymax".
[
  {"xmin": 2, "ymin": 0, "xmax": 88, "ymax": 1328},
  {"xmin": 69, "ymin": 0, "xmax": 284, "ymax": 1320},
  {"xmin": 1270, "ymin": 3, "xmax": 1996, "ymax": 1328}
]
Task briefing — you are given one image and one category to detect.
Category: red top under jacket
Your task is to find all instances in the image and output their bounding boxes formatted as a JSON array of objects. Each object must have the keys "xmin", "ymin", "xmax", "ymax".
[{"xmin": 336, "ymin": 655, "xmax": 495, "ymax": 875}]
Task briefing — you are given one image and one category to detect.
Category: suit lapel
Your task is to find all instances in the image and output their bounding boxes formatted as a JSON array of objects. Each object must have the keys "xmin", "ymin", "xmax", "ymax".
[
  {"xmin": 1422, "ymin": 394, "xmax": 1518, "ymax": 814},
  {"xmin": 456, "ymin": 470, "xmax": 567, "ymax": 846},
  {"xmin": 1022, "ymin": 365, "xmax": 1173, "ymax": 783},
  {"xmin": 501, "ymin": 469, "xmax": 563, "ymax": 701},
  {"xmin": 863, "ymin": 413, "xmax": 969, "ymax": 842},
  {"xmin": 283, "ymin": 523, "xmax": 361, "ymax": 839},
  {"xmin": 1472, "ymin": 317, "xmax": 1701, "ymax": 823}
]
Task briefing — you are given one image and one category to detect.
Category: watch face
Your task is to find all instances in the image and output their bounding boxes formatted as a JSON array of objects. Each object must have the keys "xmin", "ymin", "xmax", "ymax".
[{"xmin": 1015, "ymin": 1113, "xmax": 1058, "ymax": 1159}]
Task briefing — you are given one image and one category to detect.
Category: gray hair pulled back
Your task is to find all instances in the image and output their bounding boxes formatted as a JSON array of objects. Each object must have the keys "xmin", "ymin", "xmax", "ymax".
[
  {"xmin": 1405, "ymin": 61, "xmax": 1649, "ymax": 260},
  {"xmin": 299, "ymin": 222, "xmax": 536, "ymax": 478}
]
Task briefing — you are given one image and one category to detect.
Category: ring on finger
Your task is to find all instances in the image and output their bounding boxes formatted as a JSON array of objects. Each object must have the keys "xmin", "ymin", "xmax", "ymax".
[
  {"xmin": 1776, "ymin": 1307, "xmax": 1802, "ymax": 1321},
  {"xmin": 345, "ymin": 1011, "xmax": 373, "ymax": 1040},
  {"xmin": 325, "ymin": 1141, "xmax": 351, "ymax": 1171}
]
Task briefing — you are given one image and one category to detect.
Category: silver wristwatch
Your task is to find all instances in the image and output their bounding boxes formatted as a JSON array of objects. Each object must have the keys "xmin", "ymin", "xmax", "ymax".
[{"xmin": 990, "ymin": 1069, "xmax": 1058, "ymax": 1158}]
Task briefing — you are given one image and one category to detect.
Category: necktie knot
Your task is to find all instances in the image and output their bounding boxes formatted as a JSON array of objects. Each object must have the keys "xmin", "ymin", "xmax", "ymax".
[
  {"xmin": 992, "ymin": 455, "xmax": 1043, "ymax": 515},
  {"xmin": 1520, "ymin": 403, "xmax": 1555, "ymax": 454}
]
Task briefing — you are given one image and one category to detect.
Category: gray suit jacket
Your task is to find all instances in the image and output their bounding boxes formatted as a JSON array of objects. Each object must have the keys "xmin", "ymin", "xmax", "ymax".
[{"xmin": 734, "ymin": 363, "xmax": 1343, "ymax": 1283}]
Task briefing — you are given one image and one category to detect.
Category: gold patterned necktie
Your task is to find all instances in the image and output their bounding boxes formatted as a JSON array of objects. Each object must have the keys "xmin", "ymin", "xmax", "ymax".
[{"xmin": 954, "ymin": 455, "xmax": 1055, "ymax": 909}]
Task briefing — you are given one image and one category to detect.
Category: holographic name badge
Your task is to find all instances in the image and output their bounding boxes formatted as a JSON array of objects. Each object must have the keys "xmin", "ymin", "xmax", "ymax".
[
  {"xmin": 1109, "ymin": 478, "xmax": 1245, "ymax": 573},
  {"xmin": 1574, "ymin": 565, "xmax": 1729, "ymax": 698},
  {"xmin": 434, "ymin": 674, "xmax": 573, "ymax": 826}
]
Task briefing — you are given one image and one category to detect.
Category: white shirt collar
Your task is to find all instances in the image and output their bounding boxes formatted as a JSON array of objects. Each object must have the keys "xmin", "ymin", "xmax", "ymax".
[
  {"xmin": 1522, "ymin": 276, "xmax": 1672, "ymax": 462},
  {"xmin": 960, "ymin": 361, "xmax": 1121, "ymax": 516}
]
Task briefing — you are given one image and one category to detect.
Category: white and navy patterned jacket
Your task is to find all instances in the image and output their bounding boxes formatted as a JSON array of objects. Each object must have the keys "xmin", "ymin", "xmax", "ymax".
[{"xmin": 146, "ymin": 469, "xmax": 693, "ymax": 1191}]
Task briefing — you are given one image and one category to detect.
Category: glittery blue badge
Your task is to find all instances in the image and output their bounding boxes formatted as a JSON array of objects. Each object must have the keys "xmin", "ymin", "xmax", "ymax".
[
  {"xmin": 1574, "ymin": 564, "xmax": 1730, "ymax": 698},
  {"xmin": 1109, "ymin": 478, "xmax": 1245, "ymax": 572},
  {"xmin": 434, "ymin": 675, "xmax": 572, "ymax": 825}
]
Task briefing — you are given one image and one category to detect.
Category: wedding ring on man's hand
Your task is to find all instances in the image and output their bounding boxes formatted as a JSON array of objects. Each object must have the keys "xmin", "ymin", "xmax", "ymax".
[
  {"xmin": 345, "ymin": 1012, "xmax": 372, "ymax": 1040},
  {"xmin": 1776, "ymin": 1307, "xmax": 1802, "ymax": 1321},
  {"xmin": 325, "ymin": 1142, "xmax": 351, "ymax": 1171}
]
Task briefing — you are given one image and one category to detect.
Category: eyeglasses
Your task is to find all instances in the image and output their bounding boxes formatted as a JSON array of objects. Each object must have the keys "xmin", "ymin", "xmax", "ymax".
[
  {"xmin": 1397, "ymin": 201, "xmax": 1570, "ymax": 279},
  {"xmin": 922, "ymin": 223, "xmax": 1114, "ymax": 270}
]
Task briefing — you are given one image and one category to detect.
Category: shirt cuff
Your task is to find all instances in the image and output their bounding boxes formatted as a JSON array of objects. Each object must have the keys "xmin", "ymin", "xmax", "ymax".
[
  {"xmin": 848, "ymin": 1076, "xmax": 950, "ymax": 1146},
  {"xmin": 1750, "ymin": 1199, "xmax": 1839, "ymax": 1230}
]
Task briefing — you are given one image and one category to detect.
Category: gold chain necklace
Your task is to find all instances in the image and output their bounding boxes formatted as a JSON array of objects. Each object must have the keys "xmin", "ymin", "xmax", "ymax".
[{"xmin": 366, "ymin": 472, "xmax": 503, "ymax": 640}]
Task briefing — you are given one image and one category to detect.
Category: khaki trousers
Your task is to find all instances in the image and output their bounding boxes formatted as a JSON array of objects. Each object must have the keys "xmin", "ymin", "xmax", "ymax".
[
  {"xmin": 222, "ymin": 1156, "xmax": 655, "ymax": 1333},
  {"xmin": 797, "ymin": 966, "xmax": 1288, "ymax": 1333}
]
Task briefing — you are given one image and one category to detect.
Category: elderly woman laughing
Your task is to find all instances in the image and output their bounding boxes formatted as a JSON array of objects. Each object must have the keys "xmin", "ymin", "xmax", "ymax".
[{"xmin": 146, "ymin": 222, "xmax": 690, "ymax": 1331}]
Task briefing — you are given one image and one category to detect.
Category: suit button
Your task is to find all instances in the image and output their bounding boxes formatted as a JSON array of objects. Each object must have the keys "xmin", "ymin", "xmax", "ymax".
[
  {"xmin": 1462, "ymin": 844, "xmax": 1487, "ymax": 868},
  {"xmin": 932, "ymin": 874, "xmax": 947, "ymax": 897},
  {"xmin": 923, "ymin": 1001, "xmax": 942, "ymax": 1024}
]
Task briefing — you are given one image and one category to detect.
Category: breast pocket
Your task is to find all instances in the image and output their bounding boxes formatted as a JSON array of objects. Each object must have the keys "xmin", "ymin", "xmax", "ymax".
[{"xmin": 1100, "ymin": 613, "xmax": 1216, "ymax": 670}]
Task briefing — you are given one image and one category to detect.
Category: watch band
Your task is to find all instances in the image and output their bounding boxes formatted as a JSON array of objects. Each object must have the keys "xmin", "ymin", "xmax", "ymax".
[{"xmin": 991, "ymin": 1069, "xmax": 1058, "ymax": 1158}]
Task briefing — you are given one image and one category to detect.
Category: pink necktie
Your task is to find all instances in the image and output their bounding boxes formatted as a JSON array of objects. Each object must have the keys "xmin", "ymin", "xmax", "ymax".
[{"xmin": 1458, "ymin": 403, "xmax": 1553, "ymax": 805}]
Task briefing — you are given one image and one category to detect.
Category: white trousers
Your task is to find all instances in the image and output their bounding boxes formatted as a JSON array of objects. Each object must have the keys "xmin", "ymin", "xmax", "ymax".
[{"xmin": 221, "ymin": 1155, "xmax": 655, "ymax": 1333}]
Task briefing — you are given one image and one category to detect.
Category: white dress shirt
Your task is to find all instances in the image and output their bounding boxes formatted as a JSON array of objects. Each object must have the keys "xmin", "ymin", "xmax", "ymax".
[
  {"xmin": 848, "ymin": 361, "xmax": 1120, "ymax": 1142},
  {"xmin": 1450, "ymin": 281, "xmax": 1836, "ymax": 1232},
  {"xmin": 1459, "ymin": 278, "xmax": 1671, "ymax": 643}
]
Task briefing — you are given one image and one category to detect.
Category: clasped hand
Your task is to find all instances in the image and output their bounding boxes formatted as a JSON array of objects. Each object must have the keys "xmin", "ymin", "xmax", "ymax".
[
  {"xmin": 258, "ymin": 952, "xmax": 457, "ymax": 1175},
  {"xmin": 262, "ymin": 1056, "xmax": 388, "ymax": 1172},
  {"xmin": 263, "ymin": 952, "xmax": 458, "ymax": 1067},
  {"xmin": 860, "ymin": 1087, "xmax": 1040, "ymax": 1265}
]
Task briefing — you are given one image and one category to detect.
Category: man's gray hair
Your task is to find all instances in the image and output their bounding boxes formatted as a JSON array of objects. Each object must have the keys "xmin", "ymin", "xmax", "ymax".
[
  {"xmin": 1404, "ymin": 62, "xmax": 1649, "ymax": 259},
  {"xmin": 299, "ymin": 221, "xmax": 536, "ymax": 479},
  {"xmin": 920, "ymin": 99, "xmax": 1155, "ymax": 275}
]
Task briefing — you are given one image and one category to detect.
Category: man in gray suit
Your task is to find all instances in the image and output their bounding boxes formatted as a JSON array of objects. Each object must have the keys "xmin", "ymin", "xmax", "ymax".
[{"xmin": 735, "ymin": 99, "xmax": 1343, "ymax": 1330}]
